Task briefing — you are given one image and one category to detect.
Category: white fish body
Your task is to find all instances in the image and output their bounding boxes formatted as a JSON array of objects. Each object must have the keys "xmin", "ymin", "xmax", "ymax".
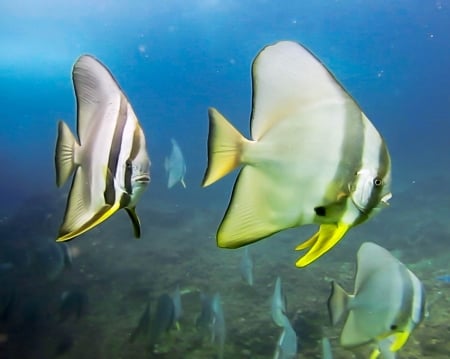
[
  {"xmin": 328, "ymin": 242, "xmax": 425, "ymax": 353},
  {"xmin": 55, "ymin": 55, "xmax": 150, "ymax": 241},
  {"xmin": 202, "ymin": 41, "xmax": 391, "ymax": 267},
  {"xmin": 165, "ymin": 138, "xmax": 186, "ymax": 189}
]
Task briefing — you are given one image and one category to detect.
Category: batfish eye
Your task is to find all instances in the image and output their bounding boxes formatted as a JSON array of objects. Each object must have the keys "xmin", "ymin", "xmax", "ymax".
[{"xmin": 373, "ymin": 177, "xmax": 383, "ymax": 187}]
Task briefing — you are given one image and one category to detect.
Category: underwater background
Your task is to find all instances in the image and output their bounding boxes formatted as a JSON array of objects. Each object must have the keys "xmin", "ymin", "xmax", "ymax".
[{"xmin": 0, "ymin": 0, "xmax": 449, "ymax": 358}]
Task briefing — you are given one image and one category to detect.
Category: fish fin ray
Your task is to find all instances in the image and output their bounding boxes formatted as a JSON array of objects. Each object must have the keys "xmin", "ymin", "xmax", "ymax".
[
  {"xmin": 217, "ymin": 166, "xmax": 293, "ymax": 248},
  {"xmin": 295, "ymin": 223, "xmax": 350, "ymax": 267},
  {"xmin": 327, "ymin": 281, "xmax": 350, "ymax": 326},
  {"xmin": 250, "ymin": 41, "xmax": 355, "ymax": 139},
  {"xmin": 72, "ymin": 55, "xmax": 122, "ymax": 141},
  {"xmin": 55, "ymin": 121, "xmax": 79, "ymax": 187},
  {"xmin": 202, "ymin": 108, "xmax": 247, "ymax": 187},
  {"xmin": 57, "ymin": 167, "xmax": 120, "ymax": 241}
]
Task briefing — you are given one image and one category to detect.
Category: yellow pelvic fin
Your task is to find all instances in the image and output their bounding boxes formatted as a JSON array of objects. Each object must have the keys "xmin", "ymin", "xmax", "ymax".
[
  {"xmin": 202, "ymin": 108, "xmax": 247, "ymax": 187},
  {"xmin": 369, "ymin": 349, "xmax": 381, "ymax": 359},
  {"xmin": 295, "ymin": 223, "xmax": 350, "ymax": 267},
  {"xmin": 56, "ymin": 202, "xmax": 121, "ymax": 242},
  {"xmin": 125, "ymin": 207, "xmax": 142, "ymax": 238},
  {"xmin": 389, "ymin": 332, "xmax": 410, "ymax": 352}
]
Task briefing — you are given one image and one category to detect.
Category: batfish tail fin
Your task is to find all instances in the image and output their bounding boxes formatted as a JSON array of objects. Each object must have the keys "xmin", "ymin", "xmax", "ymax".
[
  {"xmin": 55, "ymin": 120, "xmax": 79, "ymax": 187},
  {"xmin": 327, "ymin": 280, "xmax": 351, "ymax": 326},
  {"xmin": 202, "ymin": 108, "xmax": 248, "ymax": 187}
]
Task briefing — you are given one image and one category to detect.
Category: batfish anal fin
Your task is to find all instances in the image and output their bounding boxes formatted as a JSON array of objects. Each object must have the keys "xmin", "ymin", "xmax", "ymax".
[
  {"xmin": 295, "ymin": 223, "xmax": 350, "ymax": 267},
  {"xmin": 57, "ymin": 202, "xmax": 120, "ymax": 242}
]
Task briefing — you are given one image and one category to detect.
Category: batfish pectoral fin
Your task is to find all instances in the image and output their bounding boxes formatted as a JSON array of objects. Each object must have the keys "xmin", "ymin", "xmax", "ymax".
[
  {"xmin": 295, "ymin": 223, "xmax": 350, "ymax": 267},
  {"xmin": 389, "ymin": 332, "xmax": 410, "ymax": 352},
  {"xmin": 125, "ymin": 207, "xmax": 142, "ymax": 238},
  {"xmin": 57, "ymin": 202, "xmax": 121, "ymax": 242}
]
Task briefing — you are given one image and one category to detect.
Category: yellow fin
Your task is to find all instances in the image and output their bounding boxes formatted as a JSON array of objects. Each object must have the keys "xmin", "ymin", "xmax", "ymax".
[
  {"xmin": 57, "ymin": 202, "xmax": 120, "ymax": 242},
  {"xmin": 369, "ymin": 349, "xmax": 381, "ymax": 359},
  {"xmin": 389, "ymin": 332, "xmax": 410, "ymax": 352},
  {"xmin": 202, "ymin": 108, "xmax": 248, "ymax": 187},
  {"xmin": 295, "ymin": 223, "xmax": 350, "ymax": 267},
  {"xmin": 55, "ymin": 120, "xmax": 79, "ymax": 187}
]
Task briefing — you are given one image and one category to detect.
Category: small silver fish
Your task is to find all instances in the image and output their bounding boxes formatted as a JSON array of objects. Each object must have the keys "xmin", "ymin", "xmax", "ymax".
[
  {"xmin": 202, "ymin": 41, "xmax": 391, "ymax": 267},
  {"xmin": 211, "ymin": 293, "xmax": 226, "ymax": 359},
  {"xmin": 165, "ymin": 138, "xmax": 186, "ymax": 189},
  {"xmin": 321, "ymin": 337, "xmax": 333, "ymax": 359},
  {"xmin": 239, "ymin": 247, "xmax": 254, "ymax": 286},
  {"xmin": 273, "ymin": 321, "xmax": 297, "ymax": 359},
  {"xmin": 328, "ymin": 242, "xmax": 426, "ymax": 353},
  {"xmin": 271, "ymin": 276, "xmax": 287, "ymax": 327},
  {"xmin": 55, "ymin": 55, "xmax": 150, "ymax": 241}
]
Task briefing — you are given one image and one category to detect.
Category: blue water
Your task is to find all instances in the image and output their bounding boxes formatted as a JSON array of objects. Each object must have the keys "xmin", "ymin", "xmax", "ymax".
[{"xmin": 0, "ymin": 1, "xmax": 449, "ymax": 358}]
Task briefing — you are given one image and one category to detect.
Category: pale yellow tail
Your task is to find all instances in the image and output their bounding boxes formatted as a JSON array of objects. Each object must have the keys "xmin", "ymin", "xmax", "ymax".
[{"xmin": 202, "ymin": 108, "xmax": 248, "ymax": 187}]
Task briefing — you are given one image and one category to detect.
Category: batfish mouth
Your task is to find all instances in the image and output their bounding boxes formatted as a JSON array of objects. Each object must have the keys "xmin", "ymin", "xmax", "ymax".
[{"xmin": 134, "ymin": 174, "xmax": 150, "ymax": 183}]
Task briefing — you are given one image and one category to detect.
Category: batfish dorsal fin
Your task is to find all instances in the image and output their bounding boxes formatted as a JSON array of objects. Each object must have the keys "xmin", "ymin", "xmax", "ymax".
[
  {"xmin": 72, "ymin": 55, "xmax": 122, "ymax": 142},
  {"xmin": 250, "ymin": 41, "xmax": 356, "ymax": 140}
]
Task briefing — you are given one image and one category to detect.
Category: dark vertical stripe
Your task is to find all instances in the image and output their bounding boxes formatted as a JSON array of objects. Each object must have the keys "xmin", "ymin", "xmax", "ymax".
[
  {"xmin": 362, "ymin": 140, "xmax": 391, "ymax": 216},
  {"xmin": 391, "ymin": 266, "xmax": 414, "ymax": 330},
  {"xmin": 104, "ymin": 94, "xmax": 128, "ymax": 205},
  {"xmin": 322, "ymin": 102, "xmax": 365, "ymax": 220},
  {"xmin": 124, "ymin": 159, "xmax": 132, "ymax": 194}
]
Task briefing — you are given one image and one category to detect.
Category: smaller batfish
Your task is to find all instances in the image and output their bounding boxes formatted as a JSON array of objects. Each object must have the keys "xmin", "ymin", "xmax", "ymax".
[
  {"xmin": 55, "ymin": 55, "xmax": 150, "ymax": 241},
  {"xmin": 328, "ymin": 242, "xmax": 425, "ymax": 353}
]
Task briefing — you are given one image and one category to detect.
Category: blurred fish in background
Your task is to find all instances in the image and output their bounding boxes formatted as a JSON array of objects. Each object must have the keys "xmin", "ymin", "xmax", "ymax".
[
  {"xmin": 58, "ymin": 288, "xmax": 88, "ymax": 323},
  {"xmin": 211, "ymin": 293, "xmax": 226, "ymax": 359},
  {"xmin": 172, "ymin": 285, "xmax": 184, "ymax": 328},
  {"xmin": 165, "ymin": 138, "xmax": 187, "ymax": 189},
  {"xmin": 270, "ymin": 276, "xmax": 297, "ymax": 358},
  {"xmin": 321, "ymin": 337, "xmax": 333, "ymax": 359},
  {"xmin": 239, "ymin": 247, "xmax": 254, "ymax": 286},
  {"xmin": 129, "ymin": 302, "xmax": 151, "ymax": 343},
  {"xmin": 271, "ymin": 277, "xmax": 287, "ymax": 327},
  {"xmin": 149, "ymin": 293, "xmax": 175, "ymax": 350}
]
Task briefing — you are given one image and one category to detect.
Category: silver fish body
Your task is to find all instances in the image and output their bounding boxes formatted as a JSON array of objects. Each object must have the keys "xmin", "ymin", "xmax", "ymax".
[
  {"xmin": 55, "ymin": 55, "xmax": 150, "ymax": 241},
  {"xmin": 328, "ymin": 242, "xmax": 425, "ymax": 353},
  {"xmin": 202, "ymin": 41, "xmax": 391, "ymax": 267},
  {"xmin": 165, "ymin": 138, "xmax": 186, "ymax": 189}
]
